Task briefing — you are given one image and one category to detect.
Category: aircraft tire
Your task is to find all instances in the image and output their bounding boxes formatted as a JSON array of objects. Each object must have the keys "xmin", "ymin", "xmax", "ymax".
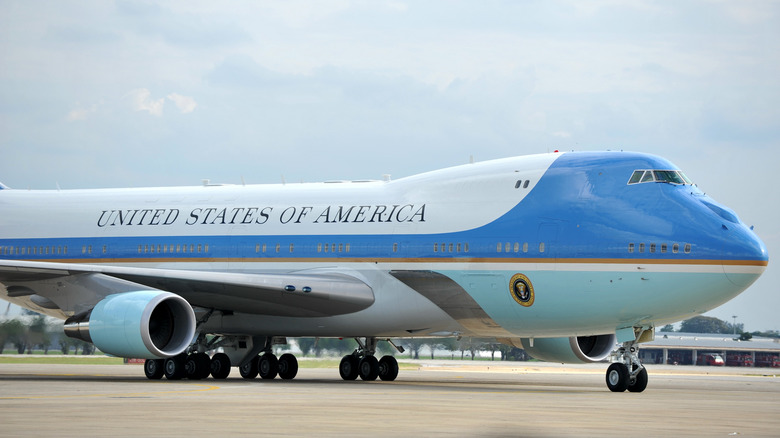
[
  {"xmin": 627, "ymin": 366, "xmax": 648, "ymax": 393},
  {"xmin": 339, "ymin": 355, "xmax": 359, "ymax": 380},
  {"xmin": 239, "ymin": 356, "xmax": 259, "ymax": 379},
  {"xmin": 278, "ymin": 353, "xmax": 298, "ymax": 380},
  {"xmin": 606, "ymin": 362, "xmax": 629, "ymax": 392},
  {"xmin": 378, "ymin": 355, "xmax": 399, "ymax": 381},
  {"xmin": 144, "ymin": 359, "xmax": 164, "ymax": 380},
  {"xmin": 164, "ymin": 354, "xmax": 187, "ymax": 380},
  {"xmin": 358, "ymin": 356, "xmax": 379, "ymax": 381},
  {"xmin": 258, "ymin": 353, "xmax": 278, "ymax": 379},
  {"xmin": 210, "ymin": 353, "xmax": 231, "ymax": 379}
]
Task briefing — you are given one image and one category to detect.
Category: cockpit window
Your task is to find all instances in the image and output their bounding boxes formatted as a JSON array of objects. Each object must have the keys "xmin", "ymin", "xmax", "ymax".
[{"xmin": 628, "ymin": 169, "xmax": 693, "ymax": 185}]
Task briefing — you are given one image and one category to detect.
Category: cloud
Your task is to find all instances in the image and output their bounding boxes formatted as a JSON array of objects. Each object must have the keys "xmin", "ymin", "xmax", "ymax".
[
  {"xmin": 167, "ymin": 93, "xmax": 198, "ymax": 113},
  {"xmin": 123, "ymin": 89, "xmax": 197, "ymax": 115},
  {"xmin": 66, "ymin": 103, "xmax": 99, "ymax": 121},
  {"xmin": 126, "ymin": 88, "xmax": 165, "ymax": 116}
]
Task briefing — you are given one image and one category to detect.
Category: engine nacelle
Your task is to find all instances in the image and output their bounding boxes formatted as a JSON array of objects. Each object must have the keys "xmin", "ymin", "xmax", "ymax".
[
  {"xmin": 519, "ymin": 334, "xmax": 617, "ymax": 363},
  {"xmin": 64, "ymin": 291, "xmax": 196, "ymax": 359}
]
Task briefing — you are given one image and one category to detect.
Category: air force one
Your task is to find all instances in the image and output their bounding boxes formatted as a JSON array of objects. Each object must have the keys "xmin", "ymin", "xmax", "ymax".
[{"xmin": 0, "ymin": 151, "xmax": 768, "ymax": 391}]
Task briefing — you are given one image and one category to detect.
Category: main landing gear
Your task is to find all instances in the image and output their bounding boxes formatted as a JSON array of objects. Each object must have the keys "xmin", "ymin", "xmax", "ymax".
[
  {"xmin": 605, "ymin": 328, "xmax": 650, "ymax": 393},
  {"xmin": 144, "ymin": 351, "xmax": 236, "ymax": 381},
  {"xmin": 239, "ymin": 352, "xmax": 299, "ymax": 380},
  {"xmin": 339, "ymin": 337, "xmax": 401, "ymax": 382}
]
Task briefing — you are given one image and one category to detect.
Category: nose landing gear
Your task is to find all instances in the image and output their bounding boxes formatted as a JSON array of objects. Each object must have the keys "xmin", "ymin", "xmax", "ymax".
[{"xmin": 606, "ymin": 327, "xmax": 651, "ymax": 393}]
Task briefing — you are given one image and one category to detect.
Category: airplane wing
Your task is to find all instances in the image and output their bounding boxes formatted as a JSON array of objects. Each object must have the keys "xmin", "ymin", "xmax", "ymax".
[{"xmin": 0, "ymin": 259, "xmax": 374, "ymax": 318}]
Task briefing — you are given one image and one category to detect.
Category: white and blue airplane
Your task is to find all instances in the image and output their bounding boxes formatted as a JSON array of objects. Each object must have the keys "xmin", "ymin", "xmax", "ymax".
[{"xmin": 0, "ymin": 151, "xmax": 768, "ymax": 392}]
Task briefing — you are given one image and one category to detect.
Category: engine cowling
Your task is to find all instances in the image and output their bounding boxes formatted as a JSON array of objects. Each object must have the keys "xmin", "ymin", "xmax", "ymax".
[
  {"xmin": 519, "ymin": 334, "xmax": 617, "ymax": 363},
  {"xmin": 64, "ymin": 291, "xmax": 196, "ymax": 359}
]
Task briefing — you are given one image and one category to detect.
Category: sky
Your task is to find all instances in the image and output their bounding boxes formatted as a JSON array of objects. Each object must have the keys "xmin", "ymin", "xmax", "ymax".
[{"xmin": 0, "ymin": 1, "xmax": 778, "ymax": 330}]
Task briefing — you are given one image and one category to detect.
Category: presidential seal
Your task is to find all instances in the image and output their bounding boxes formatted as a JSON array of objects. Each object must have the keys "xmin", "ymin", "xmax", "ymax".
[{"xmin": 509, "ymin": 273, "xmax": 534, "ymax": 307}]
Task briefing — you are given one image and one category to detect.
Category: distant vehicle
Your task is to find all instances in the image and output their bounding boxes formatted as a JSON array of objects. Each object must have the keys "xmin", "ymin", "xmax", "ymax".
[
  {"xmin": 698, "ymin": 353, "xmax": 725, "ymax": 366},
  {"xmin": 755, "ymin": 354, "xmax": 780, "ymax": 368},
  {"xmin": 726, "ymin": 353, "xmax": 754, "ymax": 367}
]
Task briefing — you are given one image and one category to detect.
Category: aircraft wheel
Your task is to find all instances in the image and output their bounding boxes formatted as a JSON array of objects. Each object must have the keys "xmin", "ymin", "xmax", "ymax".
[
  {"xmin": 144, "ymin": 359, "xmax": 164, "ymax": 380},
  {"xmin": 628, "ymin": 366, "xmax": 648, "ymax": 393},
  {"xmin": 210, "ymin": 353, "xmax": 231, "ymax": 379},
  {"xmin": 339, "ymin": 355, "xmax": 359, "ymax": 380},
  {"xmin": 185, "ymin": 352, "xmax": 212, "ymax": 380},
  {"xmin": 258, "ymin": 353, "xmax": 278, "ymax": 379},
  {"xmin": 378, "ymin": 355, "xmax": 399, "ymax": 381},
  {"xmin": 164, "ymin": 354, "xmax": 187, "ymax": 380},
  {"xmin": 358, "ymin": 356, "xmax": 379, "ymax": 381},
  {"xmin": 239, "ymin": 356, "xmax": 259, "ymax": 379},
  {"xmin": 606, "ymin": 362, "xmax": 629, "ymax": 392},
  {"xmin": 278, "ymin": 353, "xmax": 298, "ymax": 380}
]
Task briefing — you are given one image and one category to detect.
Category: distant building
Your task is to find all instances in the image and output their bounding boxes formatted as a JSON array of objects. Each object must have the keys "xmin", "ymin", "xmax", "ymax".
[{"xmin": 640, "ymin": 332, "xmax": 780, "ymax": 367}]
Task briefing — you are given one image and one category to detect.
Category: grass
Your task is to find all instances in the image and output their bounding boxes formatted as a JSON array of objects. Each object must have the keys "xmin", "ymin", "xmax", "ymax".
[{"xmin": 0, "ymin": 355, "xmax": 125, "ymax": 365}]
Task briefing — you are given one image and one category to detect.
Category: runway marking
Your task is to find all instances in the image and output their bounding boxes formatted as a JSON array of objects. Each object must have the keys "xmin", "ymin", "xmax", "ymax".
[{"xmin": 0, "ymin": 377, "xmax": 220, "ymax": 400}]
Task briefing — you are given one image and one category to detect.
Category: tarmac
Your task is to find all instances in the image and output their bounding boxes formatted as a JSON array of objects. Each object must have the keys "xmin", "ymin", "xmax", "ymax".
[{"xmin": 1, "ymin": 359, "xmax": 779, "ymax": 437}]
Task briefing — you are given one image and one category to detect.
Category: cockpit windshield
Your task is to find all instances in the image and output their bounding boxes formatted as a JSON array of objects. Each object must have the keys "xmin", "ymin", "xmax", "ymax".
[{"xmin": 627, "ymin": 169, "xmax": 693, "ymax": 185}]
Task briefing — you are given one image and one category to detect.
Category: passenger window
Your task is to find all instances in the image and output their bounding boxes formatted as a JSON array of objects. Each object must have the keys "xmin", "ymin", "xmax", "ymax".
[
  {"xmin": 523, "ymin": 180, "xmax": 529, "ymax": 189},
  {"xmin": 539, "ymin": 242, "xmax": 545, "ymax": 253},
  {"xmin": 628, "ymin": 243, "xmax": 635, "ymax": 253},
  {"xmin": 522, "ymin": 242, "xmax": 528, "ymax": 253},
  {"xmin": 661, "ymin": 244, "xmax": 667, "ymax": 253},
  {"xmin": 650, "ymin": 243, "xmax": 656, "ymax": 253},
  {"xmin": 497, "ymin": 243, "xmax": 502, "ymax": 253},
  {"xmin": 673, "ymin": 243, "xmax": 679, "ymax": 253},
  {"xmin": 393, "ymin": 243, "xmax": 398, "ymax": 253},
  {"xmin": 684, "ymin": 244, "xmax": 691, "ymax": 254},
  {"xmin": 515, "ymin": 180, "xmax": 522, "ymax": 189},
  {"xmin": 514, "ymin": 242, "xmax": 519, "ymax": 253},
  {"xmin": 434, "ymin": 243, "xmax": 438, "ymax": 252},
  {"xmin": 639, "ymin": 243, "xmax": 645, "ymax": 253}
]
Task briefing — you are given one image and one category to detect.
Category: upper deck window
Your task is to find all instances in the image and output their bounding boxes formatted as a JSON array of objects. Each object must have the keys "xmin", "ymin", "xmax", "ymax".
[{"xmin": 628, "ymin": 169, "xmax": 693, "ymax": 186}]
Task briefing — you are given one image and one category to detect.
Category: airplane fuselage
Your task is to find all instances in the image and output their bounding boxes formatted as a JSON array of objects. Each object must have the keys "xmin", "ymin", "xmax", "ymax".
[{"xmin": 0, "ymin": 151, "xmax": 767, "ymax": 342}]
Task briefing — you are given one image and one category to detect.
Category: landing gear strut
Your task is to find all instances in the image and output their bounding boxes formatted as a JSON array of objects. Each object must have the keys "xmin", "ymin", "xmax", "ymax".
[
  {"xmin": 340, "ymin": 337, "xmax": 401, "ymax": 382},
  {"xmin": 606, "ymin": 327, "xmax": 650, "ymax": 393}
]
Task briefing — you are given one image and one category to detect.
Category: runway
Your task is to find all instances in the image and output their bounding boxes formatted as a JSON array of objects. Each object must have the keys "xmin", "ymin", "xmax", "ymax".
[{"xmin": 1, "ymin": 360, "xmax": 779, "ymax": 437}]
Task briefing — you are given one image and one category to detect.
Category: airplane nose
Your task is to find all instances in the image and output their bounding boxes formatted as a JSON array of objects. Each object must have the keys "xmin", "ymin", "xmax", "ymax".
[{"xmin": 724, "ymin": 226, "xmax": 768, "ymax": 288}]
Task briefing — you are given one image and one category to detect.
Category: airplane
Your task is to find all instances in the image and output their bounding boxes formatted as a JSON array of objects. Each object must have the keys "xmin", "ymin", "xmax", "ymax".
[{"xmin": 0, "ymin": 151, "xmax": 768, "ymax": 392}]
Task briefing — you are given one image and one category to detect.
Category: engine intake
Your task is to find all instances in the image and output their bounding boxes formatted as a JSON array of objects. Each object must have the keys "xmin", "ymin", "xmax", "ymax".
[
  {"xmin": 64, "ymin": 291, "xmax": 196, "ymax": 359},
  {"xmin": 519, "ymin": 334, "xmax": 617, "ymax": 363}
]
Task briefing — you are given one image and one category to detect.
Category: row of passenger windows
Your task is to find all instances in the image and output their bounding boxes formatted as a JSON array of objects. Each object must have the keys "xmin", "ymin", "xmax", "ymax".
[
  {"xmin": 137, "ymin": 244, "xmax": 209, "ymax": 254},
  {"xmin": 434, "ymin": 242, "xmax": 470, "ymax": 253},
  {"xmin": 0, "ymin": 241, "xmax": 695, "ymax": 257},
  {"xmin": 629, "ymin": 242, "xmax": 691, "ymax": 254},
  {"xmin": 254, "ymin": 243, "xmax": 353, "ymax": 254},
  {"xmin": 0, "ymin": 246, "xmax": 68, "ymax": 256},
  {"xmin": 497, "ymin": 242, "xmax": 545, "ymax": 253}
]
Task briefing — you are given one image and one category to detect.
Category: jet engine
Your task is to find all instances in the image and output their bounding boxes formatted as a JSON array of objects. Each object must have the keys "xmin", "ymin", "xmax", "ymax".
[
  {"xmin": 64, "ymin": 291, "xmax": 196, "ymax": 359},
  {"xmin": 517, "ymin": 334, "xmax": 617, "ymax": 363}
]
